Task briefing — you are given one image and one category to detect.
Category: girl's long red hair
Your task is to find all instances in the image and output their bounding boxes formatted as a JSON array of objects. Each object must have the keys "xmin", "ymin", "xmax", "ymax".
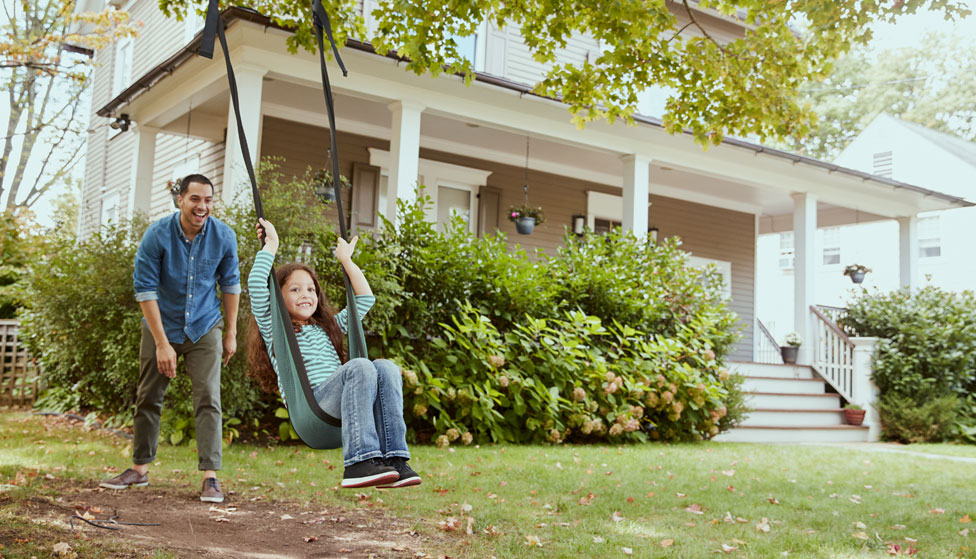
[{"xmin": 246, "ymin": 262, "xmax": 347, "ymax": 393}]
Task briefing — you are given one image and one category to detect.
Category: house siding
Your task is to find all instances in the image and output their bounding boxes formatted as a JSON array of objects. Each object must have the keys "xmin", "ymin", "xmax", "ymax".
[
  {"xmin": 148, "ymin": 133, "xmax": 226, "ymax": 221},
  {"xmin": 259, "ymin": 117, "xmax": 755, "ymax": 359},
  {"xmin": 129, "ymin": 0, "xmax": 187, "ymax": 82}
]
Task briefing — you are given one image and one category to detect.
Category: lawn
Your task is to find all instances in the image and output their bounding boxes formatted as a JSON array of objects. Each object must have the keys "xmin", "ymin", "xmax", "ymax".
[{"xmin": 1, "ymin": 411, "xmax": 973, "ymax": 558}]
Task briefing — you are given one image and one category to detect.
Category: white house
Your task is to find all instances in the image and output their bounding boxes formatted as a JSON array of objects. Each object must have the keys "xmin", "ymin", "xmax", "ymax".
[
  {"xmin": 757, "ymin": 114, "xmax": 976, "ymax": 342},
  {"xmin": 78, "ymin": 3, "xmax": 972, "ymax": 441}
]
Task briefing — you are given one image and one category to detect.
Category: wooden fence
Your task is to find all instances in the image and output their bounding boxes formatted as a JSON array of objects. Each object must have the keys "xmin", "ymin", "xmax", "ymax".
[{"xmin": 0, "ymin": 319, "xmax": 42, "ymax": 408}]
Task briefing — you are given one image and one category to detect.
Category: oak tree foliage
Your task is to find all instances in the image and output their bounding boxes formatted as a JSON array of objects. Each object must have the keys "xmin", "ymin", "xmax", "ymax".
[{"xmin": 160, "ymin": 0, "xmax": 969, "ymax": 146}]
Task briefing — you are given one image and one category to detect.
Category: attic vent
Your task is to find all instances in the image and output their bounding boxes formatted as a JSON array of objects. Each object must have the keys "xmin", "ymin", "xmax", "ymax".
[{"xmin": 873, "ymin": 151, "xmax": 893, "ymax": 178}]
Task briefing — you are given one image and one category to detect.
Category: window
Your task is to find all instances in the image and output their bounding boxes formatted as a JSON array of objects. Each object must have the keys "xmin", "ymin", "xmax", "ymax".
[
  {"xmin": 688, "ymin": 256, "xmax": 732, "ymax": 300},
  {"xmin": 778, "ymin": 231, "xmax": 794, "ymax": 270},
  {"xmin": 112, "ymin": 37, "xmax": 133, "ymax": 97},
  {"xmin": 100, "ymin": 191, "xmax": 120, "ymax": 228},
  {"xmin": 918, "ymin": 216, "xmax": 941, "ymax": 258},
  {"xmin": 822, "ymin": 227, "xmax": 841, "ymax": 265},
  {"xmin": 593, "ymin": 218, "xmax": 621, "ymax": 234},
  {"xmin": 873, "ymin": 151, "xmax": 893, "ymax": 178},
  {"xmin": 184, "ymin": 8, "xmax": 204, "ymax": 46}
]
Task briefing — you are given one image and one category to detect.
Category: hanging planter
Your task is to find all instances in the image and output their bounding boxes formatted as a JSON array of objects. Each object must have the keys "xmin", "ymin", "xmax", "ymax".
[
  {"xmin": 509, "ymin": 136, "xmax": 546, "ymax": 235},
  {"xmin": 843, "ymin": 264, "xmax": 871, "ymax": 284},
  {"xmin": 313, "ymin": 168, "xmax": 351, "ymax": 204},
  {"xmin": 509, "ymin": 205, "xmax": 545, "ymax": 235}
]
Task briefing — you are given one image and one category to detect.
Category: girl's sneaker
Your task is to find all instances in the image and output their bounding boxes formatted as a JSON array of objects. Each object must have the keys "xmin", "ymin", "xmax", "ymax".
[
  {"xmin": 341, "ymin": 458, "xmax": 399, "ymax": 488},
  {"xmin": 378, "ymin": 458, "xmax": 422, "ymax": 488}
]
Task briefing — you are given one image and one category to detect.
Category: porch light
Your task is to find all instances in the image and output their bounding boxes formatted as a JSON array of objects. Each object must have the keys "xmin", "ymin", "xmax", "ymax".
[
  {"xmin": 648, "ymin": 226, "xmax": 659, "ymax": 243},
  {"xmin": 572, "ymin": 214, "xmax": 586, "ymax": 236},
  {"xmin": 110, "ymin": 114, "xmax": 130, "ymax": 132}
]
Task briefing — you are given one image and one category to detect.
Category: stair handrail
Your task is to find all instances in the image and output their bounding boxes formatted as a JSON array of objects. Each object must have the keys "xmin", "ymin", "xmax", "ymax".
[
  {"xmin": 809, "ymin": 305, "xmax": 855, "ymax": 402},
  {"xmin": 755, "ymin": 317, "xmax": 784, "ymax": 364}
]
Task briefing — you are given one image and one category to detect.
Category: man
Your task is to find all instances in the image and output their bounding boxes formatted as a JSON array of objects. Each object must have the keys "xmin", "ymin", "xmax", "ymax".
[{"xmin": 100, "ymin": 174, "xmax": 240, "ymax": 503}]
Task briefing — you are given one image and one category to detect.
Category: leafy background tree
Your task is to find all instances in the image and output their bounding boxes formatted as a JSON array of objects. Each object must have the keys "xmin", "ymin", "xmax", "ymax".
[
  {"xmin": 159, "ymin": 0, "xmax": 970, "ymax": 146},
  {"xmin": 0, "ymin": 0, "xmax": 136, "ymax": 209},
  {"xmin": 788, "ymin": 30, "xmax": 976, "ymax": 159}
]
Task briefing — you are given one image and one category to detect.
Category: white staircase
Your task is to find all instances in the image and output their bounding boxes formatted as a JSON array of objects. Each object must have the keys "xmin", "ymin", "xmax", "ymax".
[{"xmin": 714, "ymin": 362, "xmax": 870, "ymax": 443}]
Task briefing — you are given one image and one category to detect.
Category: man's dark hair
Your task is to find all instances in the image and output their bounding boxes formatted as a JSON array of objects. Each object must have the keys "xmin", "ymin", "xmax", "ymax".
[{"xmin": 178, "ymin": 174, "xmax": 215, "ymax": 196}]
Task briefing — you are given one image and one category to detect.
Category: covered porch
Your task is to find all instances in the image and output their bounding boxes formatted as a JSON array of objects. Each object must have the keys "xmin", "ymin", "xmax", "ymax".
[{"xmin": 96, "ymin": 8, "xmax": 969, "ymax": 365}]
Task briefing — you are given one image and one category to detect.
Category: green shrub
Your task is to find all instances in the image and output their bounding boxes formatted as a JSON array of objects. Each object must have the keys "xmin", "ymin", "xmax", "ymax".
[
  {"xmin": 877, "ymin": 393, "xmax": 959, "ymax": 444},
  {"xmin": 392, "ymin": 303, "xmax": 743, "ymax": 445},
  {"xmin": 841, "ymin": 286, "xmax": 976, "ymax": 442}
]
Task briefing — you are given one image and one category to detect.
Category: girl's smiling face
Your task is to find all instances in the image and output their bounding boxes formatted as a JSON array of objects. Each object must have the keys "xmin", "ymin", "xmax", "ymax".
[{"xmin": 282, "ymin": 269, "xmax": 318, "ymax": 322}]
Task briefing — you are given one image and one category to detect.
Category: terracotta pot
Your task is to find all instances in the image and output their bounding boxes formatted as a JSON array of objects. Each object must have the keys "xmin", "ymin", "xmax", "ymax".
[
  {"xmin": 780, "ymin": 345, "xmax": 799, "ymax": 364},
  {"xmin": 515, "ymin": 217, "xmax": 536, "ymax": 235},
  {"xmin": 843, "ymin": 408, "xmax": 866, "ymax": 426}
]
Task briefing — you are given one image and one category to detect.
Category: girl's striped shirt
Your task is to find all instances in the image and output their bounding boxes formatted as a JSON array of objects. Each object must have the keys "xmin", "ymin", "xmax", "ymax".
[{"xmin": 247, "ymin": 249, "xmax": 374, "ymax": 399}]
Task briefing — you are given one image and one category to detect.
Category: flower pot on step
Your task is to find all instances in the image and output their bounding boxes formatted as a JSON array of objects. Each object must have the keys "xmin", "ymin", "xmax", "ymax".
[
  {"xmin": 843, "ymin": 408, "xmax": 866, "ymax": 426},
  {"xmin": 780, "ymin": 345, "xmax": 799, "ymax": 364},
  {"xmin": 515, "ymin": 217, "xmax": 536, "ymax": 235}
]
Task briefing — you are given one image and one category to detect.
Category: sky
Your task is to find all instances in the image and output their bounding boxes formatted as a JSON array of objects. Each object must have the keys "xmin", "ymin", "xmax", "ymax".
[{"xmin": 7, "ymin": 4, "xmax": 976, "ymax": 227}]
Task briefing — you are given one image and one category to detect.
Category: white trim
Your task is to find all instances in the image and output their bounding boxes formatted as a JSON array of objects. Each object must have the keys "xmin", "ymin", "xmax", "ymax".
[{"xmin": 368, "ymin": 148, "xmax": 492, "ymax": 185}]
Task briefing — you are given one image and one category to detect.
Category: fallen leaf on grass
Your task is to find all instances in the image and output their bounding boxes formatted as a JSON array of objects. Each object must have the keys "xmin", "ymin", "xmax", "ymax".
[
  {"xmin": 439, "ymin": 517, "xmax": 459, "ymax": 532},
  {"xmin": 483, "ymin": 524, "xmax": 502, "ymax": 536},
  {"xmin": 961, "ymin": 515, "xmax": 972, "ymax": 523},
  {"xmin": 53, "ymin": 542, "xmax": 76, "ymax": 558},
  {"xmin": 303, "ymin": 536, "xmax": 317, "ymax": 543},
  {"xmin": 685, "ymin": 504, "xmax": 704, "ymax": 515},
  {"xmin": 213, "ymin": 517, "xmax": 229, "ymax": 523},
  {"xmin": 852, "ymin": 531, "xmax": 869, "ymax": 540},
  {"xmin": 578, "ymin": 492, "xmax": 597, "ymax": 506},
  {"xmin": 890, "ymin": 525, "xmax": 906, "ymax": 530},
  {"xmin": 612, "ymin": 511, "xmax": 625, "ymax": 522},
  {"xmin": 768, "ymin": 497, "xmax": 780, "ymax": 505},
  {"xmin": 722, "ymin": 469, "xmax": 735, "ymax": 477},
  {"xmin": 524, "ymin": 534, "xmax": 543, "ymax": 547},
  {"xmin": 593, "ymin": 536, "xmax": 605, "ymax": 544},
  {"xmin": 960, "ymin": 528, "xmax": 969, "ymax": 537},
  {"xmin": 756, "ymin": 518, "xmax": 771, "ymax": 533},
  {"xmin": 929, "ymin": 508, "xmax": 945, "ymax": 515},
  {"xmin": 622, "ymin": 547, "xmax": 633, "ymax": 555},
  {"xmin": 718, "ymin": 544, "xmax": 737, "ymax": 553},
  {"xmin": 854, "ymin": 521, "xmax": 867, "ymax": 529},
  {"xmin": 659, "ymin": 539, "xmax": 674, "ymax": 548},
  {"xmin": 466, "ymin": 517, "xmax": 475, "ymax": 535},
  {"xmin": 280, "ymin": 514, "xmax": 294, "ymax": 520},
  {"xmin": 849, "ymin": 495, "xmax": 862, "ymax": 504}
]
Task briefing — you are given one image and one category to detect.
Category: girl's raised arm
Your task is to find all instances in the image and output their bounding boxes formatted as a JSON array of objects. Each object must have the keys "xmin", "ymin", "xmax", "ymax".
[{"xmin": 335, "ymin": 236, "xmax": 372, "ymax": 296}]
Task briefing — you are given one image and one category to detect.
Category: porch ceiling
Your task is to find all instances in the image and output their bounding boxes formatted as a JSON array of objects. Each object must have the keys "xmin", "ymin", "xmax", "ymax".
[{"xmin": 107, "ymin": 9, "xmax": 971, "ymax": 223}]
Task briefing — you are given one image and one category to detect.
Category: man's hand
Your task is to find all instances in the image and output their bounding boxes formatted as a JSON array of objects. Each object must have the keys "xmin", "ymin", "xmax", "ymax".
[
  {"xmin": 223, "ymin": 330, "xmax": 237, "ymax": 365},
  {"xmin": 156, "ymin": 343, "xmax": 178, "ymax": 378}
]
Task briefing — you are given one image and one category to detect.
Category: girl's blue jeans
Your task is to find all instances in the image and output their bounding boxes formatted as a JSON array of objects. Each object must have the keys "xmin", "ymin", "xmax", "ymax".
[{"xmin": 313, "ymin": 358, "xmax": 411, "ymax": 466}]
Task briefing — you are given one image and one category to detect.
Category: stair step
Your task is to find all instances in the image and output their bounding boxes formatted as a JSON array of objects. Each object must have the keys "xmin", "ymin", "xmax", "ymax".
[
  {"xmin": 730, "ymin": 361, "xmax": 816, "ymax": 380},
  {"xmin": 742, "ymin": 409, "xmax": 846, "ymax": 427},
  {"xmin": 746, "ymin": 392, "xmax": 842, "ymax": 410},
  {"xmin": 742, "ymin": 377, "xmax": 828, "ymax": 395},
  {"xmin": 714, "ymin": 425, "xmax": 869, "ymax": 443}
]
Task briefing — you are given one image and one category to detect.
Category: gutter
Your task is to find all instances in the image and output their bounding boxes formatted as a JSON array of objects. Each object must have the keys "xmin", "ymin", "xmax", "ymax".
[{"xmin": 97, "ymin": 7, "xmax": 973, "ymax": 209}]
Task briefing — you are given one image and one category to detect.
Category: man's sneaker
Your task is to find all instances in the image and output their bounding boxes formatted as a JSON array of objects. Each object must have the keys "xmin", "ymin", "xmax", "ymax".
[
  {"xmin": 200, "ymin": 477, "xmax": 225, "ymax": 503},
  {"xmin": 341, "ymin": 458, "xmax": 399, "ymax": 488},
  {"xmin": 99, "ymin": 468, "xmax": 148, "ymax": 490},
  {"xmin": 378, "ymin": 458, "xmax": 422, "ymax": 489}
]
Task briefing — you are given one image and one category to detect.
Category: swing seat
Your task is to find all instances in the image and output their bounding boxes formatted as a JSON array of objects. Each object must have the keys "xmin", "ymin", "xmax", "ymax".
[{"xmin": 270, "ymin": 283, "xmax": 342, "ymax": 450}]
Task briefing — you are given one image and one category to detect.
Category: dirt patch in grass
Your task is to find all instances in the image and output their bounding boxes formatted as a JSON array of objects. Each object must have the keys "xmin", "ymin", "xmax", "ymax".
[{"xmin": 2, "ymin": 479, "xmax": 429, "ymax": 558}]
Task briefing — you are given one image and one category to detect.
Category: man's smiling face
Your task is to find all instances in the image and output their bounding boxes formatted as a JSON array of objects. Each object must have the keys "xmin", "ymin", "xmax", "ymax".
[{"xmin": 177, "ymin": 181, "xmax": 214, "ymax": 231}]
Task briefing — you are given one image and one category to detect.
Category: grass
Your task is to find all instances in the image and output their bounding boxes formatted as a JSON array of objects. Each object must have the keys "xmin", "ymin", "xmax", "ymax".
[
  {"xmin": 902, "ymin": 444, "xmax": 976, "ymax": 459},
  {"xmin": 2, "ymin": 411, "xmax": 974, "ymax": 558}
]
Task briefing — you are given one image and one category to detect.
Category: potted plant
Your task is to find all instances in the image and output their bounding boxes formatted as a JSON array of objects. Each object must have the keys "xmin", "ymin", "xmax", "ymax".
[
  {"xmin": 312, "ymin": 168, "xmax": 351, "ymax": 204},
  {"xmin": 843, "ymin": 264, "xmax": 871, "ymax": 284},
  {"xmin": 780, "ymin": 332, "xmax": 802, "ymax": 364},
  {"xmin": 843, "ymin": 403, "xmax": 866, "ymax": 426},
  {"xmin": 508, "ymin": 204, "xmax": 546, "ymax": 235}
]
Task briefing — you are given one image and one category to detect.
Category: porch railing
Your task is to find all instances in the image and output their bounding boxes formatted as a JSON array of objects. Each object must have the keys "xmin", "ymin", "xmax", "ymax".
[
  {"xmin": 810, "ymin": 306, "xmax": 854, "ymax": 402},
  {"xmin": 755, "ymin": 318, "xmax": 784, "ymax": 364},
  {"xmin": 0, "ymin": 319, "xmax": 42, "ymax": 408}
]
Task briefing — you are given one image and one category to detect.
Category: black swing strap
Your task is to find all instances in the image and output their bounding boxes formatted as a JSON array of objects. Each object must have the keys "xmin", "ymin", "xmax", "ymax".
[{"xmin": 199, "ymin": 1, "xmax": 343, "ymax": 428}]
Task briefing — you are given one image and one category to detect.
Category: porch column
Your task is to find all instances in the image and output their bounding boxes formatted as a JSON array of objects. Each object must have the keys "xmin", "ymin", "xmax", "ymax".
[
  {"xmin": 897, "ymin": 216, "xmax": 918, "ymax": 289},
  {"xmin": 792, "ymin": 192, "xmax": 817, "ymax": 365},
  {"xmin": 126, "ymin": 124, "xmax": 159, "ymax": 220},
  {"xmin": 851, "ymin": 337, "xmax": 881, "ymax": 442},
  {"xmin": 620, "ymin": 154, "xmax": 650, "ymax": 241},
  {"xmin": 384, "ymin": 100, "xmax": 425, "ymax": 226},
  {"xmin": 221, "ymin": 63, "xmax": 266, "ymax": 207}
]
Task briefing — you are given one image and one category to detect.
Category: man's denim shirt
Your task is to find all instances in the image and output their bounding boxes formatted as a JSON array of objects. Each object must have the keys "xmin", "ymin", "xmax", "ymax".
[{"xmin": 133, "ymin": 213, "xmax": 241, "ymax": 344}]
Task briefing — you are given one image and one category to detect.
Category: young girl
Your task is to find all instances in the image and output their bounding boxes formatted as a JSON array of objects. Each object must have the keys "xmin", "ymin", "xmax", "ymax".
[{"xmin": 246, "ymin": 218, "xmax": 420, "ymax": 489}]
